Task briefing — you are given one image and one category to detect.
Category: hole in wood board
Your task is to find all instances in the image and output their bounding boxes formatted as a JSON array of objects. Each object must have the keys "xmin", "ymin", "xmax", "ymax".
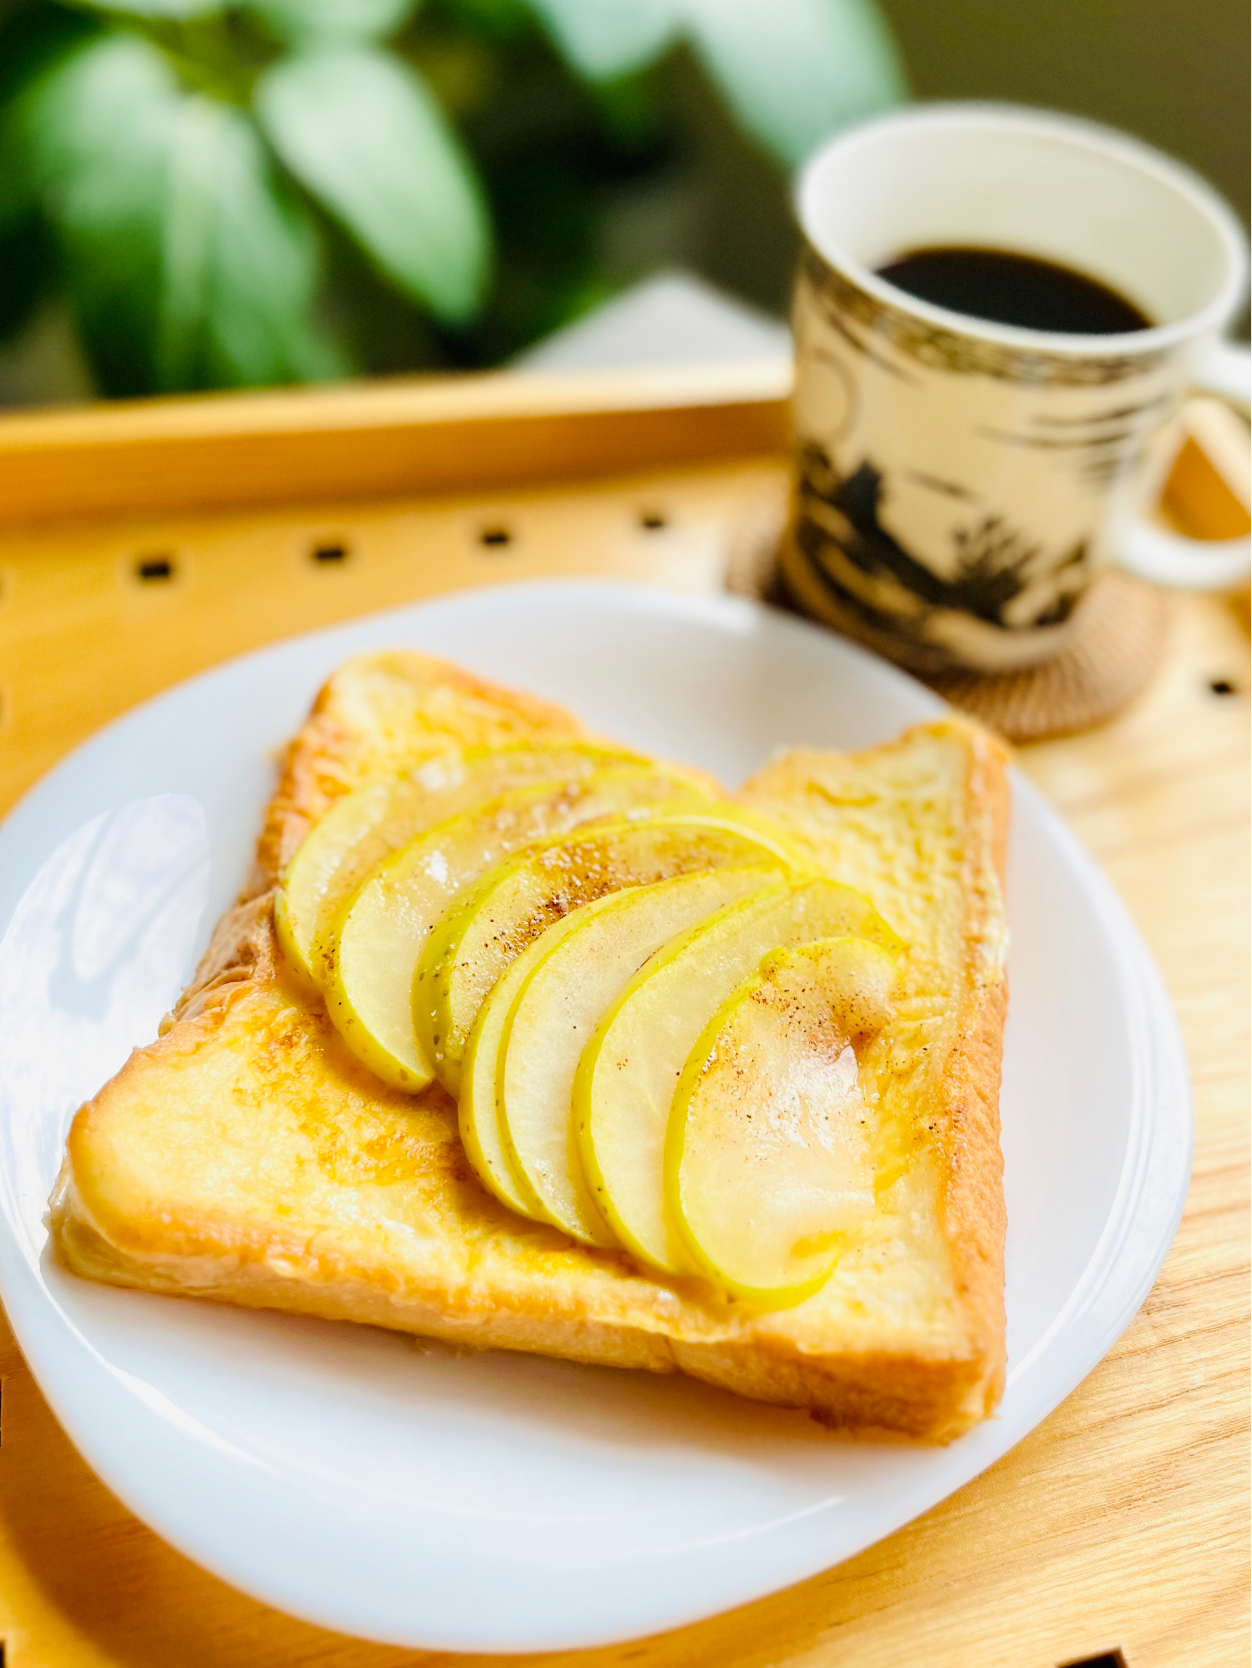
[
  {"xmin": 478, "ymin": 526, "xmax": 513, "ymax": 550},
  {"xmin": 135, "ymin": 556, "xmax": 175, "ymax": 582},
  {"xmin": 1208, "ymin": 677, "xmax": 1238, "ymax": 696},
  {"xmin": 1058, "ymin": 1652, "xmax": 1128, "ymax": 1668},
  {"xmin": 312, "ymin": 541, "xmax": 349, "ymax": 564},
  {"xmin": 639, "ymin": 511, "xmax": 668, "ymax": 531}
]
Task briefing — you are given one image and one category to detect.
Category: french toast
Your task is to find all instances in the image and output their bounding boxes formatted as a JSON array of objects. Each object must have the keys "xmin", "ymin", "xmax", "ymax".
[{"xmin": 49, "ymin": 650, "xmax": 1009, "ymax": 1441}]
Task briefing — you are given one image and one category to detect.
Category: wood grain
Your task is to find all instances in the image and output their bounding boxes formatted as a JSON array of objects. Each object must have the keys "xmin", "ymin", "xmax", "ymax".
[{"xmin": 0, "ymin": 381, "xmax": 1246, "ymax": 1668}]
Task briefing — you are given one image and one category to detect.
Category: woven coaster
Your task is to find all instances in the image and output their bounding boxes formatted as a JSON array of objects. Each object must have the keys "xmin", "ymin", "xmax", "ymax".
[{"xmin": 725, "ymin": 484, "xmax": 1170, "ymax": 744}]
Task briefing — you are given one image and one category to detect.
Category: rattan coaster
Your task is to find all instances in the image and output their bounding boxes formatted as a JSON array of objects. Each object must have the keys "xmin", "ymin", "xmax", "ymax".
[{"xmin": 725, "ymin": 485, "xmax": 1170, "ymax": 744}]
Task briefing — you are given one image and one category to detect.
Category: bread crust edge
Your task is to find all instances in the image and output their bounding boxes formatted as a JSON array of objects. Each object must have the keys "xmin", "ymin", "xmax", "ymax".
[{"xmin": 939, "ymin": 725, "xmax": 1010, "ymax": 1422}]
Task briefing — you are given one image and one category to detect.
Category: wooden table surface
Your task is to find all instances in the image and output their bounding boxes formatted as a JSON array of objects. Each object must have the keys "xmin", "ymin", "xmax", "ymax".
[{"xmin": 0, "ymin": 380, "xmax": 1246, "ymax": 1668}]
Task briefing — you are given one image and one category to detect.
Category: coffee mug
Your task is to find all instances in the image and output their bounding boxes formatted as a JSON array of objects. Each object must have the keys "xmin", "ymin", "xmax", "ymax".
[{"xmin": 783, "ymin": 104, "xmax": 1250, "ymax": 674}]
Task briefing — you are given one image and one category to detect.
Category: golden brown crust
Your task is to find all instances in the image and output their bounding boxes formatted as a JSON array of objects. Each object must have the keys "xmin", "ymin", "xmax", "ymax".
[
  {"xmin": 250, "ymin": 650, "xmax": 586, "ymax": 893},
  {"xmin": 936, "ymin": 731, "xmax": 1011, "ymax": 1419},
  {"xmin": 51, "ymin": 1155, "xmax": 981, "ymax": 1439},
  {"xmin": 51, "ymin": 656, "xmax": 1010, "ymax": 1442},
  {"xmin": 172, "ymin": 891, "xmax": 277, "ymax": 1024}
]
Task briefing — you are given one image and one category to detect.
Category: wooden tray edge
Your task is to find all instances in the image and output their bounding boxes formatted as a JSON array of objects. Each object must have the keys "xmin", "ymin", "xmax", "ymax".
[{"xmin": 0, "ymin": 361, "xmax": 791, "ymax": 525}]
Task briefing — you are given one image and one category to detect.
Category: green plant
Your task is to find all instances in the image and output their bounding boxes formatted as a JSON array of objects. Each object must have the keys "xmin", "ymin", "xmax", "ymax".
[{"xmin": 0, "ymin": 0, "xmax": 906, "ymax": 397}]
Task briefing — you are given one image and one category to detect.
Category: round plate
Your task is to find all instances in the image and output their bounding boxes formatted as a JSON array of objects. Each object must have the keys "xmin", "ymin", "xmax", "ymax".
[{"xmin": 0, "ymin": 582, "xmax": 1190, "ymax": 1653}]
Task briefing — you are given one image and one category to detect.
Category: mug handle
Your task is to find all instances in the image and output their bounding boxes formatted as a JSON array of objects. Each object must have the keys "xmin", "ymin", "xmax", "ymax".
[{"xmin": 1114, "ymin": 339, "xmax": 1250, "ymax": 590}]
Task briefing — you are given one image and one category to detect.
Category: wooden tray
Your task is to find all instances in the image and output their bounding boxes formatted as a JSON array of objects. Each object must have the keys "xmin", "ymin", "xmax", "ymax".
[{"xmin": 0, "ymin": 366, "xmax": 1246, "ymax": 1668}]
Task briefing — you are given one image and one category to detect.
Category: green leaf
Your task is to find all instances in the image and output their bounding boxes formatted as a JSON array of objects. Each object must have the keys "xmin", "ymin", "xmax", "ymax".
[
  {"xmin": 0, "ymin": 214, "xmax": 56, "ymax": 344},
  {"xmin": 247, "ymin": 0, "xmax": 421, "ymax": 47},
  {"xmin": 682, "ymin": 0, "xmax": 907, "ymax": 169},
  {"xmin": 0, "ymin": 5, "xmax": 99, "ymax": 107},
  {"xmin": 0, "ymin": 5, "xmax": 101, "ymax": 233},
  {"xmin": 159, "ymin": 95, "xmax": 348, "ymax": 388},
  {"xmin": 73, "ymin": 0, "xmax": 224, "ymax": 19},
  {"xmin": 256, "ymin": 46, "xmax": 490, "ymax": 324},
  {"xmin": 15, "ymin": 33, "xmax": 344, "ymax": 394},
  {"xmin": 12, "ymin": 33, "xmax": 180, "ymax": 391},
  {"xmin": 523, "ymin": 0, "xmax": 678, "ymax": 80},
  {"xmin": 429, "ymin": 0, "xmax": 531, "ymax": 42}
]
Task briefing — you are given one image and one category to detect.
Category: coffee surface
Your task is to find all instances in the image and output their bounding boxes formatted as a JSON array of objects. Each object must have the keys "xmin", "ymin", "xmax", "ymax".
[{"xmin": 876, "ymin": 245, "xmax": 1152, "ymax": 335}]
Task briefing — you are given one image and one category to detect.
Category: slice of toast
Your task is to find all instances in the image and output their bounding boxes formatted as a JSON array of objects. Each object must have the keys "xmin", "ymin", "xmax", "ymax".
[{"xmin": 49, "ymin": 651, "xmax": 1009, "ymax": 1441}]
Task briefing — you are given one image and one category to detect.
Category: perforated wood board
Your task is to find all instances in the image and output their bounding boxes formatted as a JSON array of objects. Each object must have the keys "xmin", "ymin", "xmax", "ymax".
[{"xmin": 0, "ymin": 368, "xmax": 1246, "ymax": 1668}]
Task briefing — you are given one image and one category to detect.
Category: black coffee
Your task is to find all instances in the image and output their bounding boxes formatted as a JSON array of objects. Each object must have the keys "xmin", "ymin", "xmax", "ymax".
[{"xmin": 876, "ymin": 245, "xmax": 1152, "ymax": 335}]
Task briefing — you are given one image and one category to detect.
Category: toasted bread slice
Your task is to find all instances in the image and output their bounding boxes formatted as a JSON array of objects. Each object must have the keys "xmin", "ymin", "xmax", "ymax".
[{"xmin": 49, "ymin": 653, "xmax": 1009, "ymax": 1441}]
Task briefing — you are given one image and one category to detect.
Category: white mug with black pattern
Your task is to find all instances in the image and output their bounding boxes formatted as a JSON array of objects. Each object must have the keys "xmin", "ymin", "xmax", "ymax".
[{"xmin": 783, "ymin": 104, "xmax": 1250, "ymax": 675}]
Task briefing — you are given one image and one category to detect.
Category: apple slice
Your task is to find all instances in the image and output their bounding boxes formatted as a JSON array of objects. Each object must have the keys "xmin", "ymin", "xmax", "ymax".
[
  {"xmin": 325, "ymin": 765, "xmax": 711, "ymax": 1090},
  {"xmin": 490, "ymin": 866, "xmax": 783, "ymax": 1244},
  {"xmin": 460, "ymin": 872, "xmax": 777, "ymax": 1231},
  {"xmin": 275, "ymin": 739, "xmax": 645, "ymax": 985},
  {"xmin": 575, "ymin": 878, "xmax": 899, "ymax": 1276},
  {"xmin": 667, "ymin": 936, "xmax": 898, "ymax": 1308},
  {"xmin": 414, "ymin": 810, "xmax": 801, "ymax": 1095},
  {"xmin": 459, "ymin": 905, "xmax": 593, "ymax": 1217}
]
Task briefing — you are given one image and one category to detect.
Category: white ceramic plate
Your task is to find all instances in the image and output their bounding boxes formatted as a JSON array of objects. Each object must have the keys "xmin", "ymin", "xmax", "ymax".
[{"xmin": 0, "ymin": 582, "xmax": 1190, "ymax": 1653}]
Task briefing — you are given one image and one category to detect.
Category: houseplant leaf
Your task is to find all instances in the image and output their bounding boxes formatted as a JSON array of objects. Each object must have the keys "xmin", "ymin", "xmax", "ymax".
[
  {"xmin": 682, "ymin": 0, "xmax": 905, "ymax": 168},
  {"xmin": 159, "ymin": 94, "xmax": 348, "ymax": 388},
  {"xmin": 0, "ymin": 216, "xmax": 55, "ymax": 343},
  {"xmin": 524, "ymin": 0, "xmax": 678, "ymax": 81},
  {"xmin": 13, "ymin": 32, "xmax": 343, "ymax": 393},
  {"xmin": 12, "ymin": 32, "xmax": 181, "ymax": 392},
  {"xmin": 74, "ymin": 0, "xmax": 225, "ymax": 19},
  {"xmin": 256, "ymin": 45, "xmax": 490, "ymax": 324},
  {"xmin": 0, "ymin": 4, "xmax": 101, "ymax": 233},
  {"xmin": 247, "ymin": 0, "xmax": 421, "ymax": 46}
]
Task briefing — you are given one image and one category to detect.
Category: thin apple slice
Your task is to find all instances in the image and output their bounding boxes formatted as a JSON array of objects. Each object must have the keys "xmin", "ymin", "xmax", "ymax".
[
  {"xmin": 496, "ymin": 867, "xmax": 780, "ymax": 1245},
  {"xmin": 667, "ymin": 936, "xmax": 898, "ymax": 1308},
  {"xmin": 575, "ymin": 878, "xmax": 899, "ymax": 1277},
  {"xmin": 326, "ymin": 765, "xmax": 711, "ymax": 1090},
  {"xmin": 462, "ymin": 872, "xmax": 782, "ymax": 1232},
  {"xmin": 275, "ymin": 740, "xmax": 646, "ymax": 986},
  {"xmin": 460, "ymin": 906, "xmax": 593, "ymax": 1216},
  {"xmin": 414, "ymin": 810, "xmax": 801, "ymax": 1095}
]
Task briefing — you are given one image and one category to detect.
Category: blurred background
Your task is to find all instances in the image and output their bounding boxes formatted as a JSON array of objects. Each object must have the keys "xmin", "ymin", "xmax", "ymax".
[{"xmin": 0, "ymin": 0, "xmax": 1247, "ymax": 407}]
